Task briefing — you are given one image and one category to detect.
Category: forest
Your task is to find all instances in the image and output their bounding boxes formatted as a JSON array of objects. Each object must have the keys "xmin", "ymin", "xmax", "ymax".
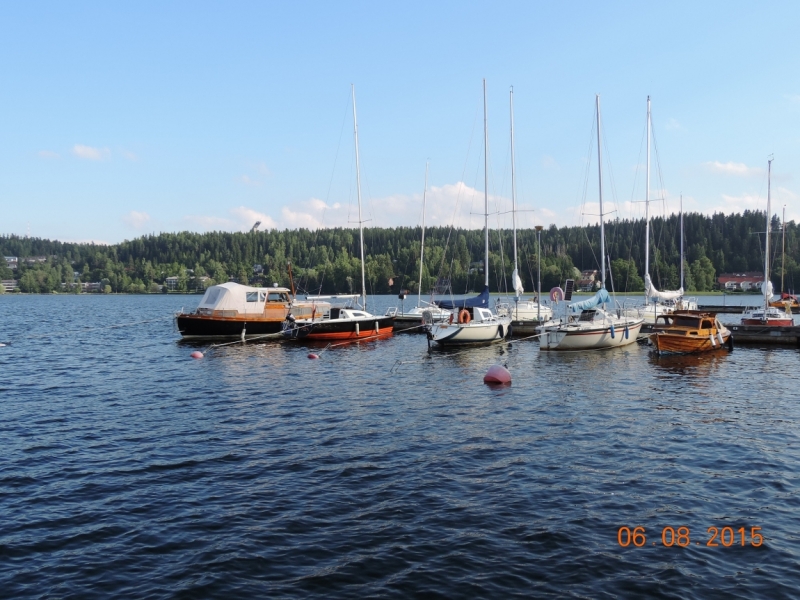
[{"xmin": 1, "ymin": 211, "xmax": 797, "ymax": 296}]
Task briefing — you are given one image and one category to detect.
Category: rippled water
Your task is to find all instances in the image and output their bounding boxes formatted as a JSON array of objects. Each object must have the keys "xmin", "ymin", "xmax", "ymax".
[{"xmin": 2, "ymin": 294, "xmax": 800, "ymax": 598}]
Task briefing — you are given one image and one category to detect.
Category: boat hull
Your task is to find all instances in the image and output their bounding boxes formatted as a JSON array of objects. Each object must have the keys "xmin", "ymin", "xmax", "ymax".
[
  {"xmin": 540, "ymin": 322, "xmax": 643, "ymax": 351},
  {"xmin": 651, "ymin": 330, "xmax": 731, "ymax": 355},
  {"xmin": 741, "ymin": 317, "xmax": 794, "ymax": 326},
  {"xmin": 176, "ymin": 314, "xmax": 284, "ymax": 339},
  {"xmin": 428, "ymin": 320, "xmax": 510, "ymax": 346},
  {"xmin": 290, "ymin": 316, "xmax": 395, "ymax": 341}
]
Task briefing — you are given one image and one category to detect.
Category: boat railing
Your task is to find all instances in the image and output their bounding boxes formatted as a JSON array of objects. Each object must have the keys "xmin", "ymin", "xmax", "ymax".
[{"xmin": 385, "ymin": 307, "xmax": 398, "ymax": 317}]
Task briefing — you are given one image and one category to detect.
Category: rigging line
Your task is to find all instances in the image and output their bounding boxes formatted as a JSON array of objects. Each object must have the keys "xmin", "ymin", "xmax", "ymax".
[{"xmin": 18, "ymin": 315, "xmax": 175, "ymax": 340}]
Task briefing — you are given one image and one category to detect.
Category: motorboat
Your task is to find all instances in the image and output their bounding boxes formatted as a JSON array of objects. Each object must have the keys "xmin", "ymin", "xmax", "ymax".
[{"xmin": 650, "ymin": 310, "xmax": 732, "ymax": 355}]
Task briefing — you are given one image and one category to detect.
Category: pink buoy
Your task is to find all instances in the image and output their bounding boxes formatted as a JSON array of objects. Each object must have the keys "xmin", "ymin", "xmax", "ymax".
[
  {"xmin": 308, "ymin": 353, "xmax": 319, "ymax": 359},
  {"xmin": 484, "ymin": 364, "xmax": 511, "ymax": 385},
  {"xmin": 190, "ymin": 351, "xmax": 204, "ymax": 359}
]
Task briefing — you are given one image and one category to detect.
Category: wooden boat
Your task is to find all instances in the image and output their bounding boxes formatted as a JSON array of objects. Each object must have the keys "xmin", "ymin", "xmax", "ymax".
[
  {"xmin": 770, "ymin": 293, "xmax": 799, "ymax": 310},
  {"xmin": 176, "ymin": 282, "xmax": 328, "ymax": 339},
  {"xmin": 649, "ymin": 310, "xmax": 732, "ymax": 355}
]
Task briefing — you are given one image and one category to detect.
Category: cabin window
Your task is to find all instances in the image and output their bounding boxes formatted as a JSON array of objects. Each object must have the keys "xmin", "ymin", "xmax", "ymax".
[
  {"xmin": 246, "ymin": 292, "xmax": 259, "ymax": 302},
  {"xmin": 267, "ymin": 292, "xmax": 284, "ymax": 302},
  {"xmin": 204, "ymin": 288, "xmax": 221, "ymax": 305},
  {"xmin": 701, "ymin": 320, "xmax": 713, "ymax": 329}
]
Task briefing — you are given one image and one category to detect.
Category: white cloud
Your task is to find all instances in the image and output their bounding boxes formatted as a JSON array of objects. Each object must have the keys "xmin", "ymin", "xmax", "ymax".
[
  {"xmin": 121, "ymin": 150, "xmax": 138, "ymax": 161},
  {"xmin": 542, "ymin": 156, "xmax": 560, "ymax": 170},
  {"xmin": 229, "ymin": 206, "xmax": 278, "ymax": 230},
  {"xmin": 59, "ymin": 237, "xmax": 111, "ymax": 245},
  {"xmin": 784, "ymin": 94, "xmax": 800, "ymax": 104},
  {"xmin": 238, "ymin": 175, "xmax": 262, "ymax": 187},
  {"xmin": 664, "ymin": 118, "xmax": 684, "ymax": 131},
  {"xmin": 38, "ymin": 150, "xmax": 60, "ymax": 159},
  {"xmin": 72, "ymin": 144, "xmax": 111, "ymax": 160},
  {"xmin": 704, "ymin": 161, "xmax": 763, "ymax": 177},
  {"xmin": 708, "ymin": 187, "xmax": 800, "ymax": 221},
  {"xmin": 122, "ymin": 211, "xmax": 152, "ymax": 229}
]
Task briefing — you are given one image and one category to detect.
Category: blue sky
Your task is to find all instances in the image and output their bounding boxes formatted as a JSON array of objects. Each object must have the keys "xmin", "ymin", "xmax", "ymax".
[{"xmin": 2, "ymin": 1, "xmax": 799, "ymax": 244}]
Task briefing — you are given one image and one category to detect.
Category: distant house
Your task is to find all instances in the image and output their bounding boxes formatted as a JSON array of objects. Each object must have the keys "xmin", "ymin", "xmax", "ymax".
[
  {"xmin": 2, "ymin": 279, "xmax": 18, "ymax": 292},
  {"xmin": 23, "ymin": 256, "xmax": 48, "ymax": 265},
  {"xmin": 717, "ymin": 272, "xmax": 762, "ymax": 291},
  {"xmin": 4, "ymin": 257, "xmax": 18, "ymax": 270},
  {"xmin": 165, "ymin": 276, "xmax": 180, "ymax": 291},
  {"xmin": 253, "ymin": 264, "xmax": 264, "ymax": 274},
  {"xmin": 577, "ymin": 269, "xmax": 599, "ymax": 292},
  {"xmin": 81, "ymin": 282, "xmax": 104, "ymax": 292}
]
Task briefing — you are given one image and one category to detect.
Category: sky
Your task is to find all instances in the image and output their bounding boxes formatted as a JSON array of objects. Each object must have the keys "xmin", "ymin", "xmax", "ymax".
[{"xmin": 2, "ymin": 1, "xmax": 800, "ymax": 244}]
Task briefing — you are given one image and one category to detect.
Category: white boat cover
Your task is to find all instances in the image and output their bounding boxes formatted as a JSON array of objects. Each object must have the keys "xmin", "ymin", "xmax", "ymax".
[
  {"xmin": 512, "ymin": 268, "xmax": 524, "ymax": 296},
  {"xmin": 197, "ymin": 282, "xmax": 290, "ymax": 315},
  {"xmin": 645, "ymin": 273, "xmax": 683, "ymax": 302},
  {"xmin": 763, "ymin": 280, "xmax": 774, "ymax": 299}
]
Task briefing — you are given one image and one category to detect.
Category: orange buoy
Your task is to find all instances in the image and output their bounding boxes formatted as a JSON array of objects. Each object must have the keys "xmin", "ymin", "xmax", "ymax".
[
  {"xmin": 190, "ymin": 351, "xmax": 204, "ymax": 359},
  {"xmin": 308, "ymin": 353, "xmax": 319, "ymax": 359},
  {"xmin": 483, "ymin": 364, "xmax": 511, "ymax": 385}
]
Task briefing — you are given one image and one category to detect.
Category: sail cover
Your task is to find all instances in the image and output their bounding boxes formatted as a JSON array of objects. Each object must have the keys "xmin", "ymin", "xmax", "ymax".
[
  {"xmin": 434, "ymin": 285, "xmax": 490, "ymax": 310},
  {"xmin": 645, "ymin": 273, "xmax": 684, "ymax": 302},
  {"xmin": 512, "ymin": 268, "xmax": 524, "ymax": 296},
  {"xmin": 570, "ymin": 288, "xmax": 611, "ymax": 311}
]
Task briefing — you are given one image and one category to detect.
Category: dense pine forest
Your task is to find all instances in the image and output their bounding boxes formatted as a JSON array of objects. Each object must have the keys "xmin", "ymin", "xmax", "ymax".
[{"xmin": 1, "ymin": 211, "xmax": 798, "ymax": 296}]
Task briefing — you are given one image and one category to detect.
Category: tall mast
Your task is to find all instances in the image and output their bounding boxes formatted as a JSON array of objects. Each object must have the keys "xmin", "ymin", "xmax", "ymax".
[
  {"xmin": 764, "ymin": 157, "xmax": 772, "ymax": 313},
  {"xmin": 483, "ymin": 79, "xmax": 489, "ymax": 289},
  {"xmin": 781, "ymin": 204, "xmax": 786, "ymax": 294},
  {"xmin": 352, "ymin": 84, "xmax": 367, "ymax": 310},
  {"xmin": 418, "ymin": 161, "xmax": 429, "ymax": 306},
  {"xmin": 510, "ymin": 86, "xmax": 519, "ymax": 299},
  {"xmin": 596, "ymin": 94, "xmax": 605, "ymax": 289},
  {"xmin": 644, "ymin": 96, "xmax": 651, "ymax": 299},
  {"xmin": 680, "ymin": 194, "xmax": 684, "ymax": 290}
]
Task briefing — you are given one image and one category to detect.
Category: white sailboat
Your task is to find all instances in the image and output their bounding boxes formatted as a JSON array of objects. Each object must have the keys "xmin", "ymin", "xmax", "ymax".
[
  {"xmin": 741, "ymin": 157, "xmax": 793, "ymax": 326},
  {"xmin": 424, "ymin": 80, "xmax": 512, "ymax": 346},
  {"xmin": 537, "ymin": 95, "xmax": 644, "ymax": 351},
  {"xmin": 639, "ymin": 96, "xmax": 696, "ymax": 323},
  {"xmin": 495, "ymin": 86, "xmax": 552, "ymax": 324}
]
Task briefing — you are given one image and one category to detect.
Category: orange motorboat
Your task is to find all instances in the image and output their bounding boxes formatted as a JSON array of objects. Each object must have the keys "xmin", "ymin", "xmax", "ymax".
[
  {"xmin": 649, "ymin": 310, "xmax": 733, "ymax": 355},
  {"xmin": 769, "ymin": 293, "xmax": 799, "ymax": 310}
]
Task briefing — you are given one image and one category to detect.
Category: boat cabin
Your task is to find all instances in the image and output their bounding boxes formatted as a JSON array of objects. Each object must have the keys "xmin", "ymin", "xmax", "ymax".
[
  {"xmin": 653, "ymin": 311, "xmax": 723, "ymax": 335},
  {"xmin": 193, "ymin": 282, "xmax": 325, "ymax": 320}
]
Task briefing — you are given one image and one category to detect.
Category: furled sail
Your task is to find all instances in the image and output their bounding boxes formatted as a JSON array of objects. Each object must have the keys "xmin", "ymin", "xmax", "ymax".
[
  {"xmin": 763, "ymin": 280, "xmax": 774, "ymax": 299},
  {"xmin": 645, "ymin": 273, "xmax": 683, "ymax": 302},
  {"xmin": 570, "ymin": 288, "xmax": 611, "ymax": 311},
  {"xmin": 512, "ymin": 268, "xmax": 524, "ymax": 296}
]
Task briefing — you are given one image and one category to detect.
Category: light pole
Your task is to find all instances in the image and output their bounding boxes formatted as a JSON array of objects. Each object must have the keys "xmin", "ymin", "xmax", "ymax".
[{"xmin": 536, "ymin": 225, "xmax": 544, "ymax": 322}]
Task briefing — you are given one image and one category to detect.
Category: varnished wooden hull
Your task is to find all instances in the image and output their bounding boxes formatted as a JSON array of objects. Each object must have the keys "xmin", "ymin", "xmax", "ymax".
[
  {"xmin": 290, "ymin": 316, "xmax": 395, "ymax": 341},
  {"xmin": 650, "ymin": 330, "xmax": 731, "ymax": 355}
]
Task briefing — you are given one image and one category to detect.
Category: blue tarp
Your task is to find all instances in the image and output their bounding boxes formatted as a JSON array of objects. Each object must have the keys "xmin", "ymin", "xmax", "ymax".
[
  {"xmin": 570, "ymin": 288, "xmax": 610, "ymax": 311},
  {"xmin": 433, "ymin": 286, "xmax": 490, "ymax": 310}
]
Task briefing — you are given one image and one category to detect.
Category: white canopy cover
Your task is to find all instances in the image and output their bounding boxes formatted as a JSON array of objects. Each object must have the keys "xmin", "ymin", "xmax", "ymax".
[
  {"xmin": 197, "ymin": 282, "xmax": 290, "ymax": 315},
  {"xmin": 763, "ymin": 280, "xmax": 774, "ymax": 300},
  {"xmin": 645, "ymin": 273, "xmax": 683, "ymax": 302}
]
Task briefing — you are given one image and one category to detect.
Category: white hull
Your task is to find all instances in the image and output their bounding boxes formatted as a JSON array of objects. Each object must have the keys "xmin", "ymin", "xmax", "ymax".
[
  {"xmin": 539, "ymin": 312, "xmax": 644, "ymax": 351},
  {"xmin": 497, "ymin": 301, "xmax": 553, "ymax": 322},
  {"xmin": 428, "ymin": 317, "xmax": 511, "ymax": 346}
]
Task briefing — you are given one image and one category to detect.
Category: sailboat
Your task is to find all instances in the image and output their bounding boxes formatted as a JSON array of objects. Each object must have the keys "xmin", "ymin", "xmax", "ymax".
[
  {"xmin": 386, "ymin": 161, "xmax": 450, "ymax": 330},
  {"xmin": 769, "ymin": 205, "xmax": 799, "ymax": 310},
  {"xmin": 423, "ymin": 80, "xmax": 512, "ymax": 346},
  {"xmin": 282, "ymin": 85, "xmax": 394, "ymax": 341},
  {"xmin": 537, "ymin": 95, "xmax": 644, "ymax": 351},
  {"xmin": 640, "ymin": 96, "xmax": 696, "ymax": 323},
  {"xmin": 741, "ymin": 157, "xmax": 793, "ymax": 326},
  {"xmin": 495, "ymin": 86, "xmax": 552, "ymax": 325}
]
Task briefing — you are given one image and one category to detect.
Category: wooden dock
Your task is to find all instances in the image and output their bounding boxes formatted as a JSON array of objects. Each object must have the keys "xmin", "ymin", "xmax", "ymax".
[
  {"xmin": 728, "ymin": 324, "xmax": 800, "ymax": 345},
  {"xmin": 697, "ymin": 304, "xmax": 800, "ymax": 314}
]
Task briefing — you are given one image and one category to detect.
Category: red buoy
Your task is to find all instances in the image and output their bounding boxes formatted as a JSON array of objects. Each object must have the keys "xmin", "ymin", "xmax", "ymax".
[
  {"xmin": 484, "ymin": 364, "xmax": 511, "ymax": 385},
  {"xmin": 190, "ymin": 351, "xmax": 204, "ymax": 359},
  {"xmin": 308, "ymin": 353, "xmax": 319, "ymax": 359}
]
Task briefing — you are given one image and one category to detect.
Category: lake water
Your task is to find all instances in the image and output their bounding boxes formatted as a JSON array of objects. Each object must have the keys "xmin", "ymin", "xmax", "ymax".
[{"xmin": 2, "ymin": 294, "xmax": 799, "ymax": 598}]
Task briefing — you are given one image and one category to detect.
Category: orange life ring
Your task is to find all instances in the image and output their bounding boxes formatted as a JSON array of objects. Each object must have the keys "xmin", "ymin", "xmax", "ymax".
[{"xmin": 458, "ymin": 309, "xmax": 471, "ymax": 324}]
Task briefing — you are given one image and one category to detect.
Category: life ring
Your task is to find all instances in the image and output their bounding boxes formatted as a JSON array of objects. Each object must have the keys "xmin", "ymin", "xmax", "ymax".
[
  {"xmin": 458, "ymin": 309, "xmax": 471, "ymax": 324},
  {"xmin": 550, "ymin": 287, "xmax": 565, "ymax": 303}
]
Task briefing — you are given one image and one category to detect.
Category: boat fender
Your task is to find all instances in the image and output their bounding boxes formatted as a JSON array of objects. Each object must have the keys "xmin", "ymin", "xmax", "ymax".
[
  {"xmin": 624, "ymin": 326, "xmax": 629, "ymax": 340},
  {"xmin": 375, "ymin": 321, "xmax": 379, "ymax": 333},
  {"xmin": 717, "ymin": 331, "xmax": 724, "ymax": 345},
  {"xmin": 498, "ymin": 325, "xmax": 504, "ymax": 338},
  {"xmin": 709, "ymin": 333, "xmax": 716, "ymax": 347},
  {"xmin": 458, "ymin": 309, "xmax": 471, "ymax": 324},
  {"xmin": 727, "ymin": 336, "xmax": 734, "ymax": 352},
  {"xmin": 449, "ymin": 313, "xmax": 454, "ymax": 324},
  {"xmin": 355, "ymin": 322, "xmax": 360, "ymax": 336},
  {"xmin": 241, "ymin": 324, "xmax": 246, "ymax": 342},
  {"xmin": 610, "ymin": 324, "xmax": 615, "ymax": 339}
]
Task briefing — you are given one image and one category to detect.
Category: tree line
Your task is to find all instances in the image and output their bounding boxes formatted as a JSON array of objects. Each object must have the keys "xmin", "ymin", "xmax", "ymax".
[{"xmin": 1, "ymin": 211, "xmax": 797, "ymax": 295}]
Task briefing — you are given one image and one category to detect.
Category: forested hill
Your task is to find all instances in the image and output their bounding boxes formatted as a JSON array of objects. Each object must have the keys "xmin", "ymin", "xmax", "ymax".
[{"xmin": 1, "ymin": 211, "xmax": 798, "ymax": 295}]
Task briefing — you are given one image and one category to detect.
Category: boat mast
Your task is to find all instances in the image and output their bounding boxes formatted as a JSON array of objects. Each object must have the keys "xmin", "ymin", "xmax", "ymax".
[
  {"xmin": 510, "ymin": 86, "xmax": 519, "ymax": 305},
  {"xmin": 644, "ymin": 96, "xmax": 651, "ymax": 302},
  {"xmin": 483, "ymin": 78, "xmax": 490, "ymax": 290},
  {"xmin": 352, "ymin": 84, "xmax": 367, "ymax": 311},
  {"xmin": 418, "ymin": 161, "xmax": 429, "ymax": 307},
  {"xmin": 680, "ymin": 194, "xmax": 684, "ymax": 291},
  {"xmin": 596, "ymin": 94, "xmax": 606, "ymax": 290},
  {"xmin": 781, "ymin": 204, "xmax": 786, "ymax": 294},
  {"xmin": 764, "ymin": 157, "xmax": 772, "ymax": 315}
]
